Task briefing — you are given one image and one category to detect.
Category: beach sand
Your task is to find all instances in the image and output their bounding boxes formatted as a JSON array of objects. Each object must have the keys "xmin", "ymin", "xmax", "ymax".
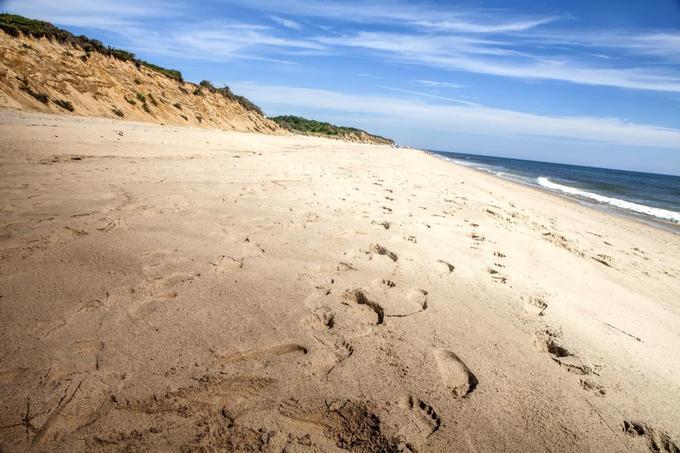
[{"xmin": 1, "ymin": 109, "xmax": 679, "ymax": 452}]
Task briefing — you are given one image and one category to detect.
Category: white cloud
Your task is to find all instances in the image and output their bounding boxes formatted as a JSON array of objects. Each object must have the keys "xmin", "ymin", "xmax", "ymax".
[
  {"xmin": 226, "ymin": 0, "xmax": 561, "ymax": 33},
  {"xmin": 270, "ymin": 15, "xmax": 301, "ymax": 30},
  {"xmin": 320, "ymin": 31, "xmax": 680, "ymax": 93},
  {"xmin": 3, "ymin": 0, "xmax": 183, "ymax": 30},
  {"xmin": 376, "ymin": 86, "xmax": 479, "ymax": 106},
  {"xmin": 529, "ymin": 31, "xmax": 680, "ymax": 63},
  {"xmin": 414, "ymin": 16, "xmax": 558, "ymax": 33},
  {"xmin": 231, "ymin": 83, "xmax": 680, "ymax": 150},
  {"xmin": 415, "ymin": 80, "xmax": 468, "ymax": 89}
]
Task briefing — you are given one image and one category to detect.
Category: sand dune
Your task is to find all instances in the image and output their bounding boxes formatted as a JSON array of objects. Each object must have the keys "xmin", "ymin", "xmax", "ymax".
[
  {"xmin": 0, "ymin": 30, "xmax": 281, "ymax": 134},
  {"xmin": 1, "ymin": 109, "xmax": 679, "ymax": 452}
]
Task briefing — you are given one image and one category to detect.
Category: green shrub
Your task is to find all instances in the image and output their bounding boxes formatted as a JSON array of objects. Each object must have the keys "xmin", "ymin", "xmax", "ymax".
[
  {"xmin": 271, "ymin": 115, "xmax": 394, "ymax": 145},
  {"xmin": 136, "ymin": 92, "xmax": 146, "ymax": 103},
  {"xmin": 112, "ymin": 107, "xmax": 124, "ymax": 117},
  {"xmin": 54, "ymin": 99, "xmax": 74, "ymax": 111},
  {"xmin": 192, "ymin": 87, "xmax": 203, "ymax": 96},
  {"xmin": 199, "ymin": 80, "xmax": 216, "ymax": 92},
  {"xmin": 215, "ymin": 85, "xmax": 263, "ymax": 115},
  {"xmin": 139, "ymin": 61, "xmax": 183, "ymax": 82}
]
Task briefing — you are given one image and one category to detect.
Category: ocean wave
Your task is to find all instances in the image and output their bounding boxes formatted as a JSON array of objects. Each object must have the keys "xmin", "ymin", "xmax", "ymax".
[{"xmin": 537, "ymin": 177, "xmax": 680, "ymax": 224}]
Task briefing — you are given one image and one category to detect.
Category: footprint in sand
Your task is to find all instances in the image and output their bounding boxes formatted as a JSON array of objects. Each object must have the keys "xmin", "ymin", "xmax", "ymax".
[
  {"xmin": 303, "ymin": 305, "xmax": 355, "ymax": 375},
  {"xmin": 471, "ymin": 232, "xmax": 485, "ymax": 243},
  {"xmin": 337, "ymin": 261, "xmax": 357, "ymax": 272},
  {"xmin": 312, "ymin": 334, "xmax": 354, "ymax": 372},
  {"xmin": 368, "ymin": 281, "xmax": 428, "ymax": 316},
  {"xmin": 592, "ymin": 254, "xmax": 614, "ymax": 268},
  {"xmin": 579, "ymin": 378, "xmax": 606, "ymax": 396},
  {"xmin": 434, "ymin": 349, "xmax": 478, "ymax": 398},
  {"xmin": 133, "ymin": 251, "xmax": 201, "ymax": 307},
  {"xmin": 312, "ymin": 306, "xmax": 335, "ymax": 328},
  {"xmin": 96, "ymin": 218, "xmax": 127, "ymax": 232},
  {"xmin": 370, "ymin": 243, "xmax": 398, "ymax": 262},
  {"xmin": 212, "ymin": 343, "xmax": 308, "ymax": 367},
  {"xmin": 381, "ymin": 279, "xmax": 396, "ymax": 288},
  {"xmin": 534, "ymin": 329, "xmax": 593, "ymax": 375},
  {"xmin": 398, "ymin": 395, "xmax": 442, "ymax": 439},
  {"xmin": 622, "ymin": 420, "xmax": 679, "ymax": 453},
  {"xmin": 487, "ymin": 267, "xmax": 508, "ymax": 284},
  {"xmin": 371, "ymin": 220, "xmax": 391, "ymax": 230},
  {"xmin": 523, "ymin": 295, "xmax": 548, "ymax": 316},
  {"xmin": 435, "ymin": 259, "xmax": 455, "ymax": 274},
  {"xmin": 209, "ymin": 254, "xmax": 245, "ymax": 272},
  {"xmin": 343, "ymin": 289, "xmax": 384, "ymax": 325},
  {"xmin": 406, "ymin": 288, "xmax": 428, "ymax": 311}
]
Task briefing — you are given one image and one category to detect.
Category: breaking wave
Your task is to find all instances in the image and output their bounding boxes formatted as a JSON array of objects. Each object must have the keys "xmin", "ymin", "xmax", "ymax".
[{"xmin": 537, "ymin": 177, "xmax": 680, "ymax": 224}]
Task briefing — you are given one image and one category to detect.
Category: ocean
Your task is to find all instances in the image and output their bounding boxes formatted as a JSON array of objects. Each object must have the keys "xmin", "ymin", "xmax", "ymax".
[{"xmin": 429, "ymin": 151, "xmax": 680, "ymax": 229}]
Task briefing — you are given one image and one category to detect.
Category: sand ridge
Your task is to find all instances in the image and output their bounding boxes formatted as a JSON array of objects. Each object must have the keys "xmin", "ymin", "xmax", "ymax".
[{"xmin": 0, "ymin": 109, "xmax": 679, "ymax": 452}]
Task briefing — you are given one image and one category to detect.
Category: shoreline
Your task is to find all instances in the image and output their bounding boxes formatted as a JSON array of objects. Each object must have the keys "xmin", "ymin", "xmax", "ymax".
[
  {"xmin": 1, "ymin": 109, "xmax": 679, "ymax": 452},
  {"xmin": 428, "ymin": 151, "xmax": 680, "ymax": 234}
]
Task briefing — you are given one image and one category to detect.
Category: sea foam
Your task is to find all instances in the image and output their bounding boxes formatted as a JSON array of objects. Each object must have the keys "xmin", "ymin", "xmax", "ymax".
[{"xmin": 537, "ymin": 177, "xmax": 680, "ymax": 224}]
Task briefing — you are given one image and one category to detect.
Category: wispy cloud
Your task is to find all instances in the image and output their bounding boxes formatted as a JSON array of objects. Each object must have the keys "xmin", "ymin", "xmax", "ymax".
[
  {"xmin": 414, "ymin": 16, "xmax": 559, "ymax": 33},
  {"xmin": 227, "ymin": 0, "xmax": 560, "ymax": 33},
  {"xmin": 526, "ymin": 30, "xmax": 680, "ymax": 62},
  {"xmin": 319, "ymin": 31, "xmax": 680, "ymax": 93},
  {"xmin": 5, "ymin": 0, "xmax": 326, "ymax": 63},
  {"xmin": 376, "ymin": 86, "xmax": 479, "ymax": 106},
  {"xmin": 270, "ymin": 15, "xmax": 301, "ymax": 30},
  {"xmin": 232, "ymin": 83, "xmax": 680, "ymax": 150},
  {"xmin": 4, "ymin": 0, "xmax": 184, "ymax": 30},
  {"xmin": 415, "ymin": 80, "xmax": 468, "ymax": 89}
]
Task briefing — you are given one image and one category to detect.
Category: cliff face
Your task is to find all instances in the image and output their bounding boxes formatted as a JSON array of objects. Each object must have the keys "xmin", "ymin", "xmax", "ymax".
[{"xmin": 0, "ymin": 30, "xmax": 282, "ymax": 134}]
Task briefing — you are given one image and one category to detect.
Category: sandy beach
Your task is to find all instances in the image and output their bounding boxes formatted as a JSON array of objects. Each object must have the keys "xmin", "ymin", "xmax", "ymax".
[{"xmin": 1, "ymin": 108, "xmax": 679, "ymax": 452}]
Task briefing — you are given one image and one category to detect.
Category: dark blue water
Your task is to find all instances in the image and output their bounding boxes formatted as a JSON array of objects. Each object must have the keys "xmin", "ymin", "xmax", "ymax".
[{"xmin": 429, "ymin": 151, "xmax": 680, "ymax": 227}]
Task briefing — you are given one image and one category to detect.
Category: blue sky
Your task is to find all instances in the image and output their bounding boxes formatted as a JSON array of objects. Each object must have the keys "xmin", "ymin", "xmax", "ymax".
[{"xmin": 4, "ymin": 0, "xmax": 680, "ymax": 174}]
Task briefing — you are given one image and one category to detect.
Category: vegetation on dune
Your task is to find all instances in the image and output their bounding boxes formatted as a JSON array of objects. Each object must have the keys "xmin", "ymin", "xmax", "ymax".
[
  {"xmin": 220, "ymin": 87, "xmax": 264, "ymax": 116},
  {"xmin": 0, "ymin": 13, "xmax": 183, "ymax": 82},
  {"xmin": 198, "ymin": 80, "xmax": 263, "ymax": 115},
  {"xmin": 199, "ymin": 80, "xmax": 216, "ymax": 91},
  {"xmin": 271, "ymin": 115, "xmax": 394, "ymax": 145},
  {"xmin": 54, "ymin": 99, "xmax": 74, "ymax": 111}
]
